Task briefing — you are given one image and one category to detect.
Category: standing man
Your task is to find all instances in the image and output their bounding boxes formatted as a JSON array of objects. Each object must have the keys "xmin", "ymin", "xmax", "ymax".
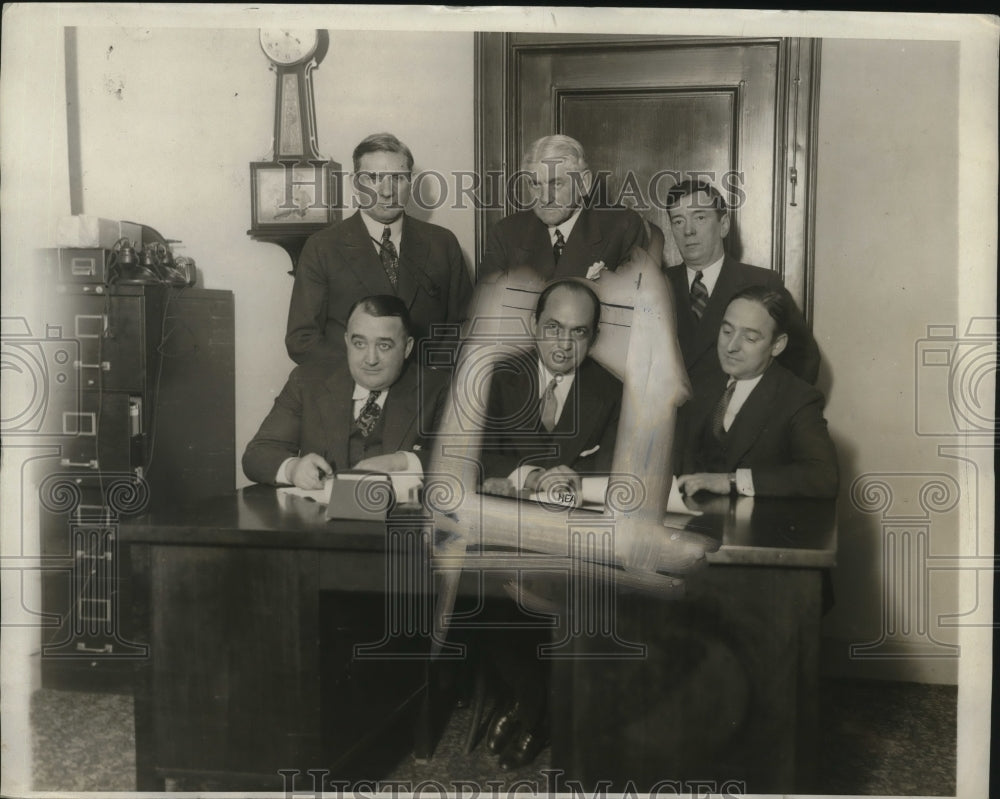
[
  {"xmin": 285, "ymin": 133, "xmax": 473, "ymax": 365},
  {"xmin": 479, "ymin": 135, "xmax": 649, "ymax": 281},
  {"xmin": 676, "ymin": 286, "xmax": 838, "ymax": 499},
  {"xmin": 478, "ymin": 279, "xmax": 622, "ymax": 771},
  {"xmin": 245, "ymin": 295, "xmax": 445, "ymax": 488},
  {"xmin": 663, "ymin": 179, "xmax": 820, "ymax": 394}
]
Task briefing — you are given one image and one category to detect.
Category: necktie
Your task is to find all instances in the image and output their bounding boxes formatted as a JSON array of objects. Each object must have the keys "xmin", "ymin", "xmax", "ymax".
[
  {"xmin": 380, "ymin": 227, "xmax": 398, "ymax": 289},
  {"xmin": 690, "ymin": 271, "xmax": 709, "ymax": 320},
  {"xmin": 356, "ymin": 390, "xmax": 382, "ymax": 437},
  {"xmin": 539, "ymin": 377, "xmax": 559, "ymax": 432},
  {"xmin": 711, "ymin": 380, "xmax": 736, "ymax": 441},
  {"xmin": 552, "ymin": 229, "xmax": 565, "ymax": 264}
]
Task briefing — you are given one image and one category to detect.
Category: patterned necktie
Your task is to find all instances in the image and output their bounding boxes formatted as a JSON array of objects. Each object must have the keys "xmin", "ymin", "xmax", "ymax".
[
  {"xmin": 380, "ymin": 227, "xmax": 398, "ymax": 289},
  {"xmin": 690, "ymin": 271, "xmax": 709, "ymax": 320},
  {"xmin": 552, "ymin": 229, "xmax": 565, "ymax": 264},
  {"xmin": 356, "ymin": 390, "xmax": 382, "ymax": 437},
  {"xmin": 539, "ymin": 377, "xmax": 559, "ymax": 432},
  {"xmin": 711, "ymin": 380, "xmax": 737, "ymax": 441}
]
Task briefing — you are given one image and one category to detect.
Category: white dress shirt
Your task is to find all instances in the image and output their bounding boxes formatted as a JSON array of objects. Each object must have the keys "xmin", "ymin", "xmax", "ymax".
[
  {"xmin": 547, "ymin": 207, "xmax": 583, "ymax": 249},
  {"xmin": 508, "ymin": 359, "xmax": 578, "ymax": 490},
  {"xmin": 686, "ymin": 254, "xmax": 725, "ymax": 297},
  {"xmin": 360, "ymin": 212, "xmax": 404, "ymax": 258},
  {"xmin": 720, "ymin": 374, "xmax": 765, "ymax": 497}
]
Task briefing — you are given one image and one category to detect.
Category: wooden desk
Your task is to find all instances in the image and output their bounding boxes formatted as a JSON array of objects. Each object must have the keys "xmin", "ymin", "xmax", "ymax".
[
  {"xmin": 548, "ymin": 494, "xmax": 837, "ymax": 794},
  {"xmin": 121, "ymin": 488, "xmax": 834, "ymax": 792},
  {"xmin": 121, "ymin": 486, "xmax": 440, "ymax": 791}
]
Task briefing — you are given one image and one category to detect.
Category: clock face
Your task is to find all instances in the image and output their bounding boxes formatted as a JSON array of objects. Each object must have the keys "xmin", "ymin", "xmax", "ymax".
[{"xmin": 259, "ymin": 29, "xmax": 320, "ymax": 66}]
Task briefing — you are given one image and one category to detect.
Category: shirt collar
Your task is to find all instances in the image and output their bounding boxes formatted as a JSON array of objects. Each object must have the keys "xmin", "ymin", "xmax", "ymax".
[
  {"xmin": 548, "ymin": 207, "xmax": 583, "ymax": 244},
  {"xmin": 352, "ymin": 383, "xmax": 387, "ymax": 401},
  {"xmin": 360, "ymin": 211, "xmax": 404, "ymax": 249},
  {"xmin": 537, "ymin": 358, "xmax": 576, "ymax": 395},
  {"xmin": 686, "ymin": 254, "xmax": 725, "ymax": 295}
]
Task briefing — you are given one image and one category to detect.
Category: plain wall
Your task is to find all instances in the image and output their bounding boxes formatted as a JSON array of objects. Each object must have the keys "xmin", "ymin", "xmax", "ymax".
[
  {"xmin": 70, "ymin": 27, "xmax": 475, "ymax": 488},
  {"xmin": 813, "ymin": 39, "xmax": 961, "ymax": 683}
]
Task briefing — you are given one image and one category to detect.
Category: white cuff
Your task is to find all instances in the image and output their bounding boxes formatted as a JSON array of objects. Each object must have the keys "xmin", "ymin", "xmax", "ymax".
[
  {"xmin": 736, "ymin": 468, "xmax": 755, "ymax": 497},
  {"xmin": 401, "ymin": 450, "xmax": 424, "ymax": 476},
  {"xmin": 276, "ymin": 457, "xmax": 296, "ymax": 485},
  {"xmin": 509, "ymin": 465, "xmax": 543, "ymax": 490}
]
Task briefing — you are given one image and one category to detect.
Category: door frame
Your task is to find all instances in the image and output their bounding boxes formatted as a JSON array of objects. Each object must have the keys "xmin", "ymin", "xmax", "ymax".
[{"xmin": 474, "ymin": 33, "xmax": 821, "ymax": 322}]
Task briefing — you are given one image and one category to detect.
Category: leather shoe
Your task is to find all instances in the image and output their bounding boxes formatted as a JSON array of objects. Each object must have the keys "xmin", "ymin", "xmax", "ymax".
[
  {"xmin": 486, "ymin": 703, "xmax": 522, "ymax": 754},
  {"xmin": 498, "ymin": 728, "xmax": 547, "ymax": 770}
]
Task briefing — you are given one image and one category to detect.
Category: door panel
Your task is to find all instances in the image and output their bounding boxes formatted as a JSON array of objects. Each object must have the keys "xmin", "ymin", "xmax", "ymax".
[{"xmin": 476, "ymin": 34, "xmax": 819, "ymax": 318}]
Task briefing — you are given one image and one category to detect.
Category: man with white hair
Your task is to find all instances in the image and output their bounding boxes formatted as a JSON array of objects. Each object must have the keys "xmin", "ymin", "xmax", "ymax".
[{"xmin": 480, "ymin": 134, "xmax": 648, "ymax": 280}]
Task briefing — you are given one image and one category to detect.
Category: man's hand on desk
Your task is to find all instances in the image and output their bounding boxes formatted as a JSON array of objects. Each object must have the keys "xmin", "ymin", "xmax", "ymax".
[
  {"xmin": 676, "ymin": 473, "xmax": 730, "ymax": 496},
  {"xmin": 288, "ymin": 453, "xmax": 333, "ymax": 489},
  {"xmin": 481, "ymin": 477, "xmax": 517, "ymax": 497},
  {"xmin": 526, "ymin": 465, "xmax": 583, "ymax": 508}
]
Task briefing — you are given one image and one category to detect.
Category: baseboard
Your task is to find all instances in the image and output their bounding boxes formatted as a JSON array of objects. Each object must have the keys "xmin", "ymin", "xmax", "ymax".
[{"xmin": 820, "ymin": 636, "xmax": 959, "ymax": 685}]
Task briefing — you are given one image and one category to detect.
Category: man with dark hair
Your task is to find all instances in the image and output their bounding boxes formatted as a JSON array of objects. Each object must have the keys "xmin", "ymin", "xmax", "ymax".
[
  {"xmin": 245, "ymin": 295, "xmax": 445, "ymax": 488},
  {"xmin": 286, "ymin": 132, "xmax": 472, "ymax": 365},
  {"xmin": 476, "ymin": 278, "xmax": 622, "ymax": 770},
  {"xmin": 663, "ymin": 178, "xmax": 820, "ymax": 393},
  {"xmin": 479, "ymin": 134, "xmax": 650, "ymax": 281},
  {"xmin": 480, "ymin": 278, "xmax": 621, "ymax": 501},
  {"xmin": 676, "ymin": 285, "xmax": 838, "ymax": 498}
]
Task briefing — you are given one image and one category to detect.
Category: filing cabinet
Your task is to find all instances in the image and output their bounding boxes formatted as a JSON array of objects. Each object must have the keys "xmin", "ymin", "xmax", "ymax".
[{"xmin": 35, "ymin": 284, "xmax": 235, "ymax": 690}]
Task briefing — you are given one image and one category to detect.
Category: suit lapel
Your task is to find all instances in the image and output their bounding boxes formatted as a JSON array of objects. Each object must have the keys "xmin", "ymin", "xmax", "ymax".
[
  {"xmin": 396, "ymin": 216, "xmax": 426, "ymax": 310},
  {"xmin": 513, "ymin": 215, "xmax": 555, "ymax": 277},
  {"xmin": 687, "ymin": 256, "xmax": 740, "ymax": 366},
  {"xmin": 320, "ymin": 364, "xmax": 355, "ymax": 471},
  {"xmin": 341, "ymin": 212, "xmax": 395, "ymax": 296},
  {"xmin": 381, "ymin": 364, "xmax": 419, "ymax": 453},
  {"xmin": 555, "ymin": 207, "xmax": 603, "ymax": 277},
  {"xmin": 722, "ymin": 365, "xmax": 780, "ymax": 468},
  {"xmin": 666, "ymin": 266, "xmax": 698, "ymax": 359}
]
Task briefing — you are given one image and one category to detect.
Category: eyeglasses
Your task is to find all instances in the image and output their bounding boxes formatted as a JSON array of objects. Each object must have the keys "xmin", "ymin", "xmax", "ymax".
[{"xmin": 355, "ymin": 171, "xmax": 412, "ymax": 188}]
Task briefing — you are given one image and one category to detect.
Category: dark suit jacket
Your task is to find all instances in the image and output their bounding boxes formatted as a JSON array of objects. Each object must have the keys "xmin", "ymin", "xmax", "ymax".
[
  {"xmin": 664, "ymin": 256, "xmax": 821, "ymax": 393},
  {"xmin": 242, "ymin": 359, "xmax": 446, "ymax": 485},
  {"xmin": 678, "ymin": 362, "xmax": 838, "ymax": 498},
  {"xmin": 286, "ymin": 211, "xmax": 473, "ymax": 364},
  {"xmin": 479, "ymin": 353, "xmax": 622, "ymax": 481},
  {"xmin": 479, "ymin": 206, "xmax": 647, "ymax": 281}
]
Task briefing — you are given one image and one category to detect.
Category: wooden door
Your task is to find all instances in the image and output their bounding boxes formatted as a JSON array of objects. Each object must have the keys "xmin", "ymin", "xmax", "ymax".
[{"xmin": 476, "ymin": 34, "xmax": 819, "ymax": 319}]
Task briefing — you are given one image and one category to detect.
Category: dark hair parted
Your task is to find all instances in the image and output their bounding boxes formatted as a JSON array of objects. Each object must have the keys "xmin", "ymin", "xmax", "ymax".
[
  {"xmin": 533, "ymin": 279, "xmax": 602, "ymax": 340},
  {"xmin": 352, "ymin": 133, "xmax": 414, "ymax": 173},
  {"xmin": 347, "ymin": 294, "xmax": 415, "ymax": 338},
  {"xmin": 664, "ymin": 178, "xmax": 729, "ymax": 217},
  {"xmin": 728, "ymin": 285, "xmax": 790, "ymax": 338}
]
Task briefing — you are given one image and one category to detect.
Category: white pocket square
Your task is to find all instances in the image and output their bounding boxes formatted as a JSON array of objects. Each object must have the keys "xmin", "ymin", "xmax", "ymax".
[{"xmin": 579, "ymin": 445, "xmax": 600, "ymax": 458}]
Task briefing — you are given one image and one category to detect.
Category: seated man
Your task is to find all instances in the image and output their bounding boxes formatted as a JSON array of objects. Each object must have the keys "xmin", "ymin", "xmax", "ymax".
[
  {"xmin": 480, "ymin": 278, "xmax": 622, "ymax": 503},
  {"xmin": 478, "ymin": 278, "xmax": 622, "ymax": 769},
  {"xmin": 243, "ymin": 295, "xmax": 444, "ymax": 488},
  {"xmin": 676, "ymin": 285, "xmax": 838, "ymax": 499}
]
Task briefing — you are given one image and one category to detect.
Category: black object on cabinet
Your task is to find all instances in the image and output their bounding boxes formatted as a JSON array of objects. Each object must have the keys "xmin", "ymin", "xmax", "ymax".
[{"xmin": 36, "ymin": 284, "xmax": 235, "ymax": 692}]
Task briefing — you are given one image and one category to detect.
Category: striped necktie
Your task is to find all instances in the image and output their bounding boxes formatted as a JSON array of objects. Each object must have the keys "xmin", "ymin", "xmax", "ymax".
[
  {"xmin": 380, "ymin": 227, "xmax": 398, "ymax": 289},
  {"xmin": 711, "ymin": 380, "xmax": 737, "ymax": 441},
  {"xmin": 690, "ymin": 271, "xmax": 709, "ymax": 320},
  {"xmin": 539, "ymin": 377, "xmax": 559, "ymax": 432},
  {"xmin": 552, "ymin": 229, "xmax": 565, "ymax": 264},
  {"xmin": 356, "ymin": 390, "xmax": 382, "ymax": 437}
]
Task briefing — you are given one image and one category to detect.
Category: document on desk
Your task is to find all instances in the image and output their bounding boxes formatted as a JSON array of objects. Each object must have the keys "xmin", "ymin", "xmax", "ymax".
[
  {"xmin": 276, "ymin": 471, "xmax": 422, "ymax": 521},
  {"xmin": 525, "ymin": 475, "xmax": 701, "ymax": 516}
]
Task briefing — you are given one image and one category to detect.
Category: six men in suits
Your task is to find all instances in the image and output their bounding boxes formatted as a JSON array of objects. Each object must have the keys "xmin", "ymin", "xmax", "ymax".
[
  {"xmin": 285, "ymin": 133, "xmax": 473, "ymax": 365},
  {"xmin": 244, "ymin": 131, "xmax": 840, "ymax": 770}
]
